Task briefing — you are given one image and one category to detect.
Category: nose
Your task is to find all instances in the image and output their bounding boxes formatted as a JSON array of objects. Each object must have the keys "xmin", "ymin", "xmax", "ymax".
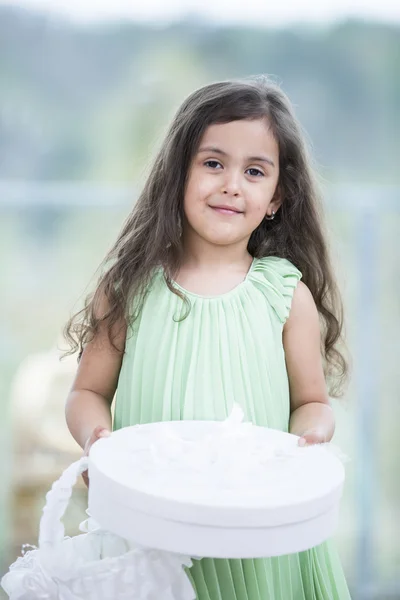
[{"xmin": 221, "ymin": 171, "xmax": 241, "ymax": 197}]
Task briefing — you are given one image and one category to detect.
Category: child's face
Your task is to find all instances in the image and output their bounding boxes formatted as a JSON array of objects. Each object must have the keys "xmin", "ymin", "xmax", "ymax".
[{"xmin": 183, "ymin": 118, "xmax": 280, "ymax": 251}]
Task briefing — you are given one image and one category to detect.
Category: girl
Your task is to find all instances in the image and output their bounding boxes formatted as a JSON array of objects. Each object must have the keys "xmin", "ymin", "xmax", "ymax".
[{"xmin": 64, "ymin": 76, "xmax": 351, "ymax": 599}]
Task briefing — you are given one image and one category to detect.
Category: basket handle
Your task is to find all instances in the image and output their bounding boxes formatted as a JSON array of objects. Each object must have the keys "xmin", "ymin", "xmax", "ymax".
[{"xmin": 38, "ymin": 457, "xmax": 89, "ymax": 553}]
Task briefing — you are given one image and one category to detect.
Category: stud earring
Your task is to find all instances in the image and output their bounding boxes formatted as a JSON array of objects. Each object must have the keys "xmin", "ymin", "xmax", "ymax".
[{"xmin": 265, "ymin": 211, "xmax": 275, "ymax": 221}]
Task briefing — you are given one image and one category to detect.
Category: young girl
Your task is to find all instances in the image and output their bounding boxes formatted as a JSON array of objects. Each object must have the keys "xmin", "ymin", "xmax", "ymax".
[{"xmin": 64, "ymin": 76, "xmax": 351, "ymax": 599}]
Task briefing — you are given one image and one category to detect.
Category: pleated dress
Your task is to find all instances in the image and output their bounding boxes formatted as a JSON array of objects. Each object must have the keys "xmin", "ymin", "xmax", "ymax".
[{"xmin": 114, "ymin": 256, "xmax": 351, "ymax": 600}]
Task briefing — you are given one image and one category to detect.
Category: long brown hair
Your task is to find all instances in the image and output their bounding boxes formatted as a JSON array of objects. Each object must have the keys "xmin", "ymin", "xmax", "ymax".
[{"xmin": 64, "ymin": 75, "xmax": 348, "ymax": 396}]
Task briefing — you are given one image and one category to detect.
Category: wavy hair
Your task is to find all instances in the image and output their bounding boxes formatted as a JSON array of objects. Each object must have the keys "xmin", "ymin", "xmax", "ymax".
[{"xmin": 64, "ymin": 76, "xmax": 348, "ymax": 396}]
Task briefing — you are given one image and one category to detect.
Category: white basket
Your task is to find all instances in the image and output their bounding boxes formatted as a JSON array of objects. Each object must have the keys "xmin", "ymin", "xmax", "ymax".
[{"xmin": 1, "ymin": 458, "xmax": 195, "ymax": 600}]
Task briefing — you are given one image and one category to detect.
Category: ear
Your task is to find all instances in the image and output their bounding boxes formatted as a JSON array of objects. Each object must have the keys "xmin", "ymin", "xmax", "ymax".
[{"xmin": 266, "ymin": 185, "xmax": 282, "ymax": 217}]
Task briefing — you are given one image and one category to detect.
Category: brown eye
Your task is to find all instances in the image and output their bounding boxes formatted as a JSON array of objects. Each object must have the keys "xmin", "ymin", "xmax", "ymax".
[
  {"xmin": 246, "ymin": 168, "xmax": 264, "ymax": 177},
  {"xmin": 205, "ymin": 160, "xmax": 222, "ymax": 169}
]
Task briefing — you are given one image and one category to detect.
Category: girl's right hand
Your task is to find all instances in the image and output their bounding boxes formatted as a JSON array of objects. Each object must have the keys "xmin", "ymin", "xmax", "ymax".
[{"xmin": 82, "ymin": 426, "xmax": 111, "ymax": 487}]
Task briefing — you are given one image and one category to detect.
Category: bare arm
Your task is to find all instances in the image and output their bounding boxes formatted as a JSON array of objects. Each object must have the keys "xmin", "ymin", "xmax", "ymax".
[
  {"xmin": 283, "ymin": 281, "xmax": 335, "ymax": 444},
  {"xmin": 65, "ymin": 302, "xmax": 127, "ymax": 451}
]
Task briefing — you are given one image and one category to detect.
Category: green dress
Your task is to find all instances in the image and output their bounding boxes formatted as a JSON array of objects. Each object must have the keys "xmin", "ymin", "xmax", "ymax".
[{"xmin": 114, "ymin": 256, "xmax": 351, "ymax": 600}]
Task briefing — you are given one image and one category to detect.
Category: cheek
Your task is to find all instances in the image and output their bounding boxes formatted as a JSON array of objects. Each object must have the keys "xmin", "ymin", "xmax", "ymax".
[
  {"xmin": 183, "ymin": 184, "xmax": 204, "ymax": 225},
  {"xmin": 183, "ymin": 178, "xmax": 195, "ymax": 214},
  {"xmin": 248, "ymin": 180, "xmax": 278, "ymax": 216},
  {"xmin": 184, "ymin": 176, "xmax": 212, "ymax": 214},
  {"xmin": 248, "ymin": 199, "xmax": 268, "ymax": 221}
]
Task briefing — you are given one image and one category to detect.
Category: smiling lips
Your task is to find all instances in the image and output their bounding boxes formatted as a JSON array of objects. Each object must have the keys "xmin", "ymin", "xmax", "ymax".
[{"xmin": 210, "ymin": 205, "xmax": 243, "ymax": 216}]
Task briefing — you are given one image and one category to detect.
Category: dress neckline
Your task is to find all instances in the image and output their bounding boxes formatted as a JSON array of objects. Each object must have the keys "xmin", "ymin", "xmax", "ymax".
[{"xmin": 167, "ymin": 257, "xmax": 257, "ymax": 301}]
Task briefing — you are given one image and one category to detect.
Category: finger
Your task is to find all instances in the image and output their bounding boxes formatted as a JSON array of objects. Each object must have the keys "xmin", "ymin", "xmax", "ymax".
[
  {"xmin": 298, "ymin": 430, "xmax": 325, "ymax": 446},
  {"xmin": 84, "ymin": 428, "xmax": 111, "ymax": 456},
  {"xmin": 99, "ymin": 429, "xmax": 111, "ymax": 438},
  {"xmin": 90, "ymin": 427, "xmax": 111, "ymax": 447},
  {"xmin": 93, "ymin": 426, "xmax": 111, "ymax": 440},
  {"xmin": 82, "ymin": 428, "xmax": 111, "ymax": 484}
]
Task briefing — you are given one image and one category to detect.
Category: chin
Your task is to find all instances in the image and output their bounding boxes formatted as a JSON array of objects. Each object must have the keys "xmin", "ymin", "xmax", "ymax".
[
  {"xmin": 188, "ymin": 220, "xmax": 250, "ymax": 247},
  {"xmin": 203, "ymin": 232, "xmax": 246, "ymax": 246}
]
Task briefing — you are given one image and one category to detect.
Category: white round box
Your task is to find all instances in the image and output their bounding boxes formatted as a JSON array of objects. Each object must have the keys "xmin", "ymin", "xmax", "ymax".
[{"xmin": 88, "ymin": 420, "xmax": 345, "ymax": 559}]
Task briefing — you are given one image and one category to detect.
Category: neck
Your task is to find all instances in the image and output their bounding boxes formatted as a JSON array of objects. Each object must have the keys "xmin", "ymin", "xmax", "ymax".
[{"xmin": 181, "ymin": 229, "xmax": 252, "ymax": 271}]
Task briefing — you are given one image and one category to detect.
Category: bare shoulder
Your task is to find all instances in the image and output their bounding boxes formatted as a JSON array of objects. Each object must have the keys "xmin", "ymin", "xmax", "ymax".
[
  {"xmin": 283, "ymin": 280, "xmax": 328, "ymax": 408},
  {"xmin": 284, "ymin": 280, "xmax": 319, "ymax": 329}
]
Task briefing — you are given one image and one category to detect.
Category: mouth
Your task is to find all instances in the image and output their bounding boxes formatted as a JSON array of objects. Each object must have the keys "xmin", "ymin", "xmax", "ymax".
[{"xmin": 209, "ymin": 205, "xmax": 243, "ymax": 216}]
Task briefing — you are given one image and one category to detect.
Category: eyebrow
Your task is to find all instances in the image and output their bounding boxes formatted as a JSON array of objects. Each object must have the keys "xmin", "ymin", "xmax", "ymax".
[{"xmin": 198, "ymin": 145, "xmax": 275, "ymax": 168}]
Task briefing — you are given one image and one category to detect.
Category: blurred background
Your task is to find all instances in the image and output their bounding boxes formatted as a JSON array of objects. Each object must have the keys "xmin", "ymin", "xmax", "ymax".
[{"xmin": 0, "ymin": 0, "xmax": 399, "ymax": 598}]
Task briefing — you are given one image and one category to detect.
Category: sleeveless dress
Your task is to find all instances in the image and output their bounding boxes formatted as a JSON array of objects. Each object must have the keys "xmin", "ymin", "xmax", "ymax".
[{"xmin": 114, "ymin": 256, "xmax": 351, "ymax": 600}]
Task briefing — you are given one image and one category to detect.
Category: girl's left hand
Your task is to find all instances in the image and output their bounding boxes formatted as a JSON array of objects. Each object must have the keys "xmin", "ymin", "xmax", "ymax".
[{"xmin": 298, "ymin": 428, "xmax": 327, "ymax": 446}]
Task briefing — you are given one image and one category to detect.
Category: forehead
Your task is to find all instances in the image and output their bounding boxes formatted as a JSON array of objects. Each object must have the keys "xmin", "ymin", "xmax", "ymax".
[{"xmin": 199, "ymin": 119, "xmax": 279, "ymax": 157}]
